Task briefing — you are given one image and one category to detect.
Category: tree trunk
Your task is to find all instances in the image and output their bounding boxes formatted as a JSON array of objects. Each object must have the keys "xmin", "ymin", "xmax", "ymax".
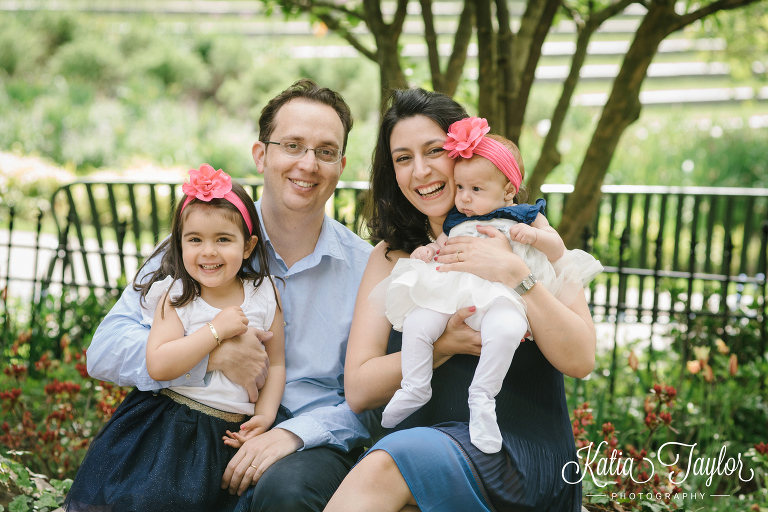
[
  {"xmin": 526, "ymin": 19, "xmax": 594, "ymax": 199},
  {"xmin": 363, "ymin": 0, "xmax": 408, "ymax": 111},
  {"xmin": 495, "ymin": 0, "xmax": 515, "ymax": 137},
  {"xmin": 506, "ymin": 0, "xmax": 561, "ymax": 145},
  {"xmin": 476, "ymin": 0, "xmax": 498, "ymax": 127},
  {"xmin": 558, "ymin": 1, "xmax": 678, "ymax": 247},
  {"xmin": 445, "ymin": 1, "xmax": 474, "ymax": 97}
]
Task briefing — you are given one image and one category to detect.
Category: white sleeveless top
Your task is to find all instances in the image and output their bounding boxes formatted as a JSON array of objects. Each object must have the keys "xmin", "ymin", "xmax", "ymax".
[{"xmin": 140, "ymin": 276, "xmax": 277, "ymax": 415}]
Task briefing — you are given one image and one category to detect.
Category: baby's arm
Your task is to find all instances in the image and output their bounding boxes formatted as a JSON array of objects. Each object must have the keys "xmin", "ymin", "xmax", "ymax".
[
  {"xmin": 508, "ymin": 213, "xmax": 566, "ymax": 262},
  {"xmin": 224, "ymin": 293, "xmax": 286, "ymax": 447},
  {"xmin": 145, "ymin": 297, "xmax": 249, "ymax": 382},
  {"xmin": 410, "ymin": 233, "xmax": 448, "ymax": 262}
]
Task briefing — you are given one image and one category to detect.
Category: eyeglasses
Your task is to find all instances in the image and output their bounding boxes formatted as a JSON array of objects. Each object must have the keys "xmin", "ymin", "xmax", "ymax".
[{"xmin": 264, "ymin": 141, "xmax": 343, "ymax": 164}]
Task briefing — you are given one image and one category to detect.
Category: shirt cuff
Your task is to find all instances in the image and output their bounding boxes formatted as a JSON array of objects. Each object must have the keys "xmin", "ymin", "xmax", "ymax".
[{"xmin": 275, "ymin": 416, "xmax": 330, "ymax": 451}]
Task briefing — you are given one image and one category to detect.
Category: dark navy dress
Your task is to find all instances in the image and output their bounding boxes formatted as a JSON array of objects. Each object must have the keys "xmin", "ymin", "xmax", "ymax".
[{"xmin": 370, "ymin": 329, "xmax": 582, "ymax": 511}]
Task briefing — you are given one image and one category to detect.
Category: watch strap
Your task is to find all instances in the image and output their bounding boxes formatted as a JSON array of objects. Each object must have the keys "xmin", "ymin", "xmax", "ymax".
[{"xmin": 514, "ymin": 273, "xmax": 538, "ymax": 295}]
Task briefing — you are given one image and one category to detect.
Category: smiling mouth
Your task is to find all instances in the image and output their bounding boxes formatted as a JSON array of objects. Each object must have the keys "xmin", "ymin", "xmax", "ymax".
[
  {"xmin": 200, "ymin": 264, "xmax": 223, "ymax": 270},
  {"xmin": 289, "ymin": 178, "xmax": 317, "ymax": 189},
  {"xmin": 416, "ymin": 183, "xmax": 445, "ymax": 198}
]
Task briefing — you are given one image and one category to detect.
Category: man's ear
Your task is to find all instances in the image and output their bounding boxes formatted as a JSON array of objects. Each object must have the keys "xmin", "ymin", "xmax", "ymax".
[
  {"xmin": 252, "ymin": 141, "xmax": 267, "ymax": 175},
  {"xmin": 504, "ymin": 181, "xmax": 517, "ymax": 202}
]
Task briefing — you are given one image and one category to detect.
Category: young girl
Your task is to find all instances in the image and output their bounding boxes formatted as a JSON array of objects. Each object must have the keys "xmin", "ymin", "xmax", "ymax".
[
  {"xmin": 374, "ymin": 117, "xmax": 602, "ymax": 454},
  {"xmin": 65, "ymin": 164, "xmax": 285, "ymax": 512}
]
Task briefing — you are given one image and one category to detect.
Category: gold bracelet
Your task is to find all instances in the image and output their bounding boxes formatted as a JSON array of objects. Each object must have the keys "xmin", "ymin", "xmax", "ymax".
[{"xmin": 207, "ymin": 322, "xmax": 220, "ymax": 345}]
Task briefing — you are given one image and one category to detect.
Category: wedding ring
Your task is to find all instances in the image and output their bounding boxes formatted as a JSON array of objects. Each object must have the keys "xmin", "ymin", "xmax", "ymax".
[
  {"xmin": 457, "ymin": 250, "xmax": 463, "ymax": 262},
  {"xmin": 250, "ymin": 463, "xmax": 258, "ymax": 470}
]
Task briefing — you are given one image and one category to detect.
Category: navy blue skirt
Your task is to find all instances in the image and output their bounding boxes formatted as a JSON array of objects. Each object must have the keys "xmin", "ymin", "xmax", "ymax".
[{"xmin": 65, "ymin": 389, "xmax": 289, "ymax": 512}]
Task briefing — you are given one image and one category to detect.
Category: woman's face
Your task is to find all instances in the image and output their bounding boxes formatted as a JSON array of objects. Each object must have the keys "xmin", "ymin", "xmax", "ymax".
[{"xmin": 390, "ymin": 115, "xmax": 457, "ymax": 219}]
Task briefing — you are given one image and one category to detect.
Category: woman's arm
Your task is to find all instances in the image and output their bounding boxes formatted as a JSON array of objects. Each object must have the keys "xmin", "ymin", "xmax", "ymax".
[
  {"xmin": 436, "ymin": 227, "xmax": 596, "ymax": 378},
  {"xmin": 344, "ymin": 242, "xmax": 482, "ymax": 414},
  {"xmin": 146, "ymin": 298, "xmax": 249, "ymax": 382}
]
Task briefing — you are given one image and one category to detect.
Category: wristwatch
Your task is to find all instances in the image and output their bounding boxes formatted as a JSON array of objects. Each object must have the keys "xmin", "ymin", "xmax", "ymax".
[{"xmin": 514, "ymin": 273, "xmax": 538, "ymax": 295}]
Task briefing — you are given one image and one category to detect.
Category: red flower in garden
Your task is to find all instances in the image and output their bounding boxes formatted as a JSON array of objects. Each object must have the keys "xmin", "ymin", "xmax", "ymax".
[{"xmin": 755, "ymin": 442, "xmax": 768, "ymax": 455}]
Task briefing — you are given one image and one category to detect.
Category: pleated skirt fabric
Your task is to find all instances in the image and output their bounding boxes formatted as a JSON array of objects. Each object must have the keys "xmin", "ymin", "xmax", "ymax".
[{"xmin": 65, "ymin": 389, "xmax": 283, "ymax": 512}]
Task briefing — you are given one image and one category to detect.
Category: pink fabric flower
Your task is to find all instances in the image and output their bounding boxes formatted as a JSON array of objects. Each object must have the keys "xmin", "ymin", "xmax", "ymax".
[
  {"xmin": 443, "ymin": 117, "xmax": 491, "ymax": 158},
  {"xmin": 182, "ymin": 163, "xmax": 232, "ymax": 201}
]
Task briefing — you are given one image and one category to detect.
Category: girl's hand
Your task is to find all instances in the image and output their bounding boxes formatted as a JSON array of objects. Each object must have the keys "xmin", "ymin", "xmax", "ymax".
[
  {"xmin": 211, "ymin": 306, "xmax": 249, "ymax": 341},
  {"xmin": 436, "ymin": 225, "xmax": 530, "ymax": 285},
  {"xmin": 223, "ymin": 415, "xmax": 271, "ymax": 448},
  {"xmin": 410, "ymin": 245, "xmax": 436, "ymax": 262},
  {"xmin": 508, "ymin": 223, "xmax": 537, "ymax": 245}
]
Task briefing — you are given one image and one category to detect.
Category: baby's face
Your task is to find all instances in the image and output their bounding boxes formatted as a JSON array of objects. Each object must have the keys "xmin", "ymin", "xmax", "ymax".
[{"xmin": 454, "ymin": 157, "xmax": 515, "ymax": 217}]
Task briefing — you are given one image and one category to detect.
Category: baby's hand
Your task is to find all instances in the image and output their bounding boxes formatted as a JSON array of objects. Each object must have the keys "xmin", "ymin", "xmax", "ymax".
[
  {"xmin": 211, "ymin": 306, "xmax": 249, "ymax": 341},
  {"xmin": 508, "ymin": 224, "xmax": 538, "ymax": 245},
  {"xmin": 410, "ymin": 245, "xmax": 436, "ymax": 262},
  {"xmin": 222, "ymin": 414, "xmax": 271, "ymax": 448}
]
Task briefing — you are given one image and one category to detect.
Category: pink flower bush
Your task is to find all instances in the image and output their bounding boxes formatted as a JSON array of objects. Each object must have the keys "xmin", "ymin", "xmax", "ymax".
[
  {"xmin": 444, "ymin": 117, "xmax": 490, "ymax": 158},
  {"xmin": 182, "ymin": 163, "xmax": 231, "ymax": 201}
]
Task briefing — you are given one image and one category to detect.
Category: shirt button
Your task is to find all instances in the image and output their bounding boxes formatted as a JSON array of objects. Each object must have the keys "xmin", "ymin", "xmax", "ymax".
[
  {"xmin": 284, "ymin": 321, "xmax": 287, "ymax": 327},
  {"xmin": 185, "ymin": 373, "xmax": 191, "ymax": 379}
]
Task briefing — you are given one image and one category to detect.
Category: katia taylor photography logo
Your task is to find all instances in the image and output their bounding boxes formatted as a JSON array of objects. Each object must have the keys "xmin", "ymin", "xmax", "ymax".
[{"xmin": 563, "ymin": 441, "xmax": 755, "ymax": 488}]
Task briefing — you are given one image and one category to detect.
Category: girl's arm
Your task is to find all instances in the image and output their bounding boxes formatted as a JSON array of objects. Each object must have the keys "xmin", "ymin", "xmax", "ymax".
[
  {"xmin": 437, "ymin": 227, "xmax": 595, "ymax": 378},
  {"xmin": 225, "ymin": 294, "xmax": 286, "ymax": 446},
  {"xmin": 410, "ymin": 233, "xmax": 448, "ymax": 262},
  {"xmin": 146, "ymin": 297, "xmax": 249, "ymax": 382},
  {"xmin": 344, "ymin": 242, "xmax": 481, "ymax": 413},
  {"xmin": 508, "ymin": 213, "xmax": 566, "ymax": 262}
]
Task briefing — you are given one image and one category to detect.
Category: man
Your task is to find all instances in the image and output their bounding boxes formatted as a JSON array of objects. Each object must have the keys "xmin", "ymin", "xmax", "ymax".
[{"xmin": 87, "ymin": 79, "xmax": 376, "ymax": 511}]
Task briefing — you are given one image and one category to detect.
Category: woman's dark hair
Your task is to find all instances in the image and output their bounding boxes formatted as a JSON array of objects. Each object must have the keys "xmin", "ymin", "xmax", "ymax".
[
  {"xmin": 365, "ymin": 88, "xmax": 468, "ymax": 257},
  {"xmin": 133, "ymin": 181, "xmax": 279, "ymax": 315}
]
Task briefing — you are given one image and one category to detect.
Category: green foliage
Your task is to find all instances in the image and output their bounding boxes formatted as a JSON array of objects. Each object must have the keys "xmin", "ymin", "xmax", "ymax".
[
  {"xmin": 48, "ymin": 38, "xmax": 124, "ymax": 85},
  {"xmin": 0, "ymin": 18, "xmax": 44, "ymax": 77}
]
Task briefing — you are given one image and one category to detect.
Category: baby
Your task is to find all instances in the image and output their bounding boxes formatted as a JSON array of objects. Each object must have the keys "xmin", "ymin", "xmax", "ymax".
[{"xmin": 375, "ymin": 117, "xmax": 603, "ymax": 453}]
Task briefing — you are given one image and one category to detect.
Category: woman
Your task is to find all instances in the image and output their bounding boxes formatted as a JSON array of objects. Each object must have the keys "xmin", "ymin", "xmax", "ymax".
[{"xmin": 325, "ymin": 89, "xmax": 596, "ymax": 512}]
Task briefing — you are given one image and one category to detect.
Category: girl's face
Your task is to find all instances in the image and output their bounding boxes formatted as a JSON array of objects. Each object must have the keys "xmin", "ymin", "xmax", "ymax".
[
  {"xmin": 454, "ymin": 156, "xmax": 516, "ymax": 217},
  {"xmin": 180, "ymin": 206, "xmax": 257, "ymax": 293},
  {"xmin": 390, "ymin": 115, "xmax": 457, "ymax": 220}
]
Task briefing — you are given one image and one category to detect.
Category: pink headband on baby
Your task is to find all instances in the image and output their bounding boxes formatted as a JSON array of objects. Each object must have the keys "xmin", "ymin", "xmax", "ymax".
[
  {"xmin": 443, "ymin": 117, "xmax": 522, "ymax": 192},
  {"xmin": 180, "ymin": 164, "xmax": 254, "ymax": 234}
]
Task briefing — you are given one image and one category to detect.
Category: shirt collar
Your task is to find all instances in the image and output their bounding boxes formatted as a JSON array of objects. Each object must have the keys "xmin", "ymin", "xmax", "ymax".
[{"xmin": 254, "ymin": 199, "xmax": 345, "ymax": 273}]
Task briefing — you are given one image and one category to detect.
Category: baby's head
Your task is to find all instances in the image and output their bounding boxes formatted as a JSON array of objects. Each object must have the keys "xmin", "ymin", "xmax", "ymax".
[{"xmin": 444, "ymin": 118, "xmax": 525, "ymax": 217}]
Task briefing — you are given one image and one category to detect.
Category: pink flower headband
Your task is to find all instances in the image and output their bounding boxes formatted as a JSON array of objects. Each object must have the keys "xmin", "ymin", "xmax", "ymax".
[
  {"xmin": 443, "ymin": 117, "xmax": 522, "ymax": 191},
  {"xmin": 180, "ymin": 164, "xmax": 254, "ymax": 234}
]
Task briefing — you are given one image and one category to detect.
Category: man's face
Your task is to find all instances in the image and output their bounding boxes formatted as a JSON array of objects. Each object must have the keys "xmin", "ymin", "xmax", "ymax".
[{"xmin": 252, "ymin": 99, "xmax": 347, "ymax": 218}]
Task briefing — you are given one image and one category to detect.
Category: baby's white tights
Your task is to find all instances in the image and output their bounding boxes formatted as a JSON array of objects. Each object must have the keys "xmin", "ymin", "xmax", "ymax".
[{"xmin": 381, "ymin": 300, "xmax": 527, "ymax": 453}]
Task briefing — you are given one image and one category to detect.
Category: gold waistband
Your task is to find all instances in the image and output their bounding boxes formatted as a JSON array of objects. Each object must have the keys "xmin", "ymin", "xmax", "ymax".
[{"xmin": 159, "ymin": 388, "xmax": 249, "ymax": 423}]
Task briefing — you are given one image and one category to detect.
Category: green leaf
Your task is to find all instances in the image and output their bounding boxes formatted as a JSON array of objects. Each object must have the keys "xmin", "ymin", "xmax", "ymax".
[
  {"xmin": 35, "ymin": 493, "xmax": 61, "ymax": 508},
  {"xmin": 51, "ymin": 478, "xmax": 73, "ymax": 493},
  {"xmin": 8, "ymin": 495, "xmax": 30, "ymax": 512}
]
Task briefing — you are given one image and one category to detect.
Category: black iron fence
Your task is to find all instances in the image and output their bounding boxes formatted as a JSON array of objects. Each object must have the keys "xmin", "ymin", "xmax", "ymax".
[{"xmin": 2, "ymin": 180, "xmax": 767, "ymax": 360}]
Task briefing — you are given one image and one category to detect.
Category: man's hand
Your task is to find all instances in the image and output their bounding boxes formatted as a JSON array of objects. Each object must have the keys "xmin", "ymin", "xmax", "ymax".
[
  {"xmin": 207, "ymin": 326, "xmax": 271, "ymax": 402},
  {"xmin": 221, "ymin": 428, "xmax": 303, "ymax": 496}
]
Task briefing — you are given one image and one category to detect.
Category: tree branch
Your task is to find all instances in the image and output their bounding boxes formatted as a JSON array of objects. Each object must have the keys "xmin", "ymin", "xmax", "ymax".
[
  {"xmin": 674, "ymin": 0, "xmax": 761, "ymax": 30},
  {"xmin": 392, "ymin": 0, "xmax": 410, "ymax": 36},
  {"xmin": 315, "ymin": 12, "xmax": 377, "ymax": 61}
]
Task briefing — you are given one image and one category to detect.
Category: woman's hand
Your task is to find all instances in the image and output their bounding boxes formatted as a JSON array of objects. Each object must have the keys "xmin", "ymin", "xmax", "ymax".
[
  {"xmin": 432, "ymin": 306, "xmax": 482, "ymax": 368},
  {"xmin": 436, "ymin": 225, "xmax": 530, "ymax": 286}
]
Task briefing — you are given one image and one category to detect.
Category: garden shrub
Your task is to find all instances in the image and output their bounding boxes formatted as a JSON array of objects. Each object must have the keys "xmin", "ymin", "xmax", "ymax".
[{"xmin": 48, "ymin": 38, "xmax": 124, "ymax": 86}]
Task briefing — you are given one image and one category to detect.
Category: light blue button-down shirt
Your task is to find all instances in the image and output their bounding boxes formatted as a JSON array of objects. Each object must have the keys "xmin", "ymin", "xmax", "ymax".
[{"xmin": 87, "ymin": 200, "xmax": 376, "ymax": 452}]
